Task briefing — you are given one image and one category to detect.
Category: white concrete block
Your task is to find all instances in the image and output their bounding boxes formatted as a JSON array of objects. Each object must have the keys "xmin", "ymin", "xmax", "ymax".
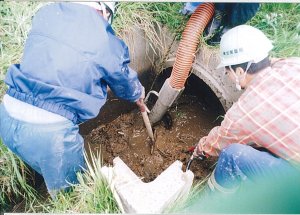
[{"xmin": 101, "ymin": 157, "xmax": 194, "ymax": 214}]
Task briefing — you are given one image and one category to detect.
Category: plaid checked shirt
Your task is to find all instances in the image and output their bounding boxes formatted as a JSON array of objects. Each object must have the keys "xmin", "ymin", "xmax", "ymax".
[{"xmin": 197, "ymin": 57, "xmax": 300, "ymax": 164}]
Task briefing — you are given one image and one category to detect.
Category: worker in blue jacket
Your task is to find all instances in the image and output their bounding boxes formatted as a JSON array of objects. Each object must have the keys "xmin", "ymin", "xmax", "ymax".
[{"xmin": 0, "ymin": 2, "xmax": 145, "ymax": 198}]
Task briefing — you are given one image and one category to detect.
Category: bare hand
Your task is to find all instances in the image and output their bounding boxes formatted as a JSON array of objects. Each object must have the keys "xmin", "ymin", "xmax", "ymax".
[
  {"xmin": 136, "ymin": 98, "xmax": 146, "ymax": 112},
  {"xmin": 193, "ymin": 144, "xmax": 207, "ymax": 160}
]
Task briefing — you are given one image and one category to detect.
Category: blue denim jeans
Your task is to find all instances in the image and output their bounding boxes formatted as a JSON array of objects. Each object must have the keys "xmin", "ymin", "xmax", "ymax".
[
  {"xmin": 214, "ymin": 143, "xmax": 297, "ymax": 189},
  {"xmin": 0, "ymin": 104, "xmax": 86, "ymax": 196}
]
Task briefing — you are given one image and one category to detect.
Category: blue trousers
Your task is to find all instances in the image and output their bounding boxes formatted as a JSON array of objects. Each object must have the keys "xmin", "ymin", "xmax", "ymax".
[
  {"xmin": 0, "ymin": 104, "xmax": 86, "ymax": 196},
  {"xmin": 214, "ymin": 143, "xmax": 297, "ymax": 189}
]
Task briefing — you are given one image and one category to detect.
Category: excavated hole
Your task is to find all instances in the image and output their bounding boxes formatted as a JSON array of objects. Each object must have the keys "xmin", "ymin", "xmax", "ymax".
[
  {"xmin": 84, "ymin": 67, "xmax": 225, "ymax": 182},
  {"xmin": 7, "ymin": 67, "xmax": 225, "ymax": 212}
]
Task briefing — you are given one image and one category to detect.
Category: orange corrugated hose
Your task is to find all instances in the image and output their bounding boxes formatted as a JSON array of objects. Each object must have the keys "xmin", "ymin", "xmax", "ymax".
[{"xmin": 169, "ymin": 3, "xmax": 215, "ymax": 89}]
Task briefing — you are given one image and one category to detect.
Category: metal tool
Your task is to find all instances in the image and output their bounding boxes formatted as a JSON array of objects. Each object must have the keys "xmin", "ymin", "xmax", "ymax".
[
  {"xmin": 186, "ymin": 155, "xmax": 194, "ymax": 171},
  {"xmin": 186, "ymin": 153, "xmax": 206, "ymax": 171}
]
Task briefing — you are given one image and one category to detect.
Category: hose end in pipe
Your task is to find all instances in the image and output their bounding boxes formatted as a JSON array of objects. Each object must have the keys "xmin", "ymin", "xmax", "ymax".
[
  {"xmin": 149, "ymin": 3, "xmax": 215, "ymax": 124},
  {"xmin": 149, "ymin": 78, "xmax": 184, "ymax": 124}
]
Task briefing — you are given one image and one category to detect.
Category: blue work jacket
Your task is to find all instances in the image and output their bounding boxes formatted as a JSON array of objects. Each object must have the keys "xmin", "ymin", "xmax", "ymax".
[{"xmin": 5, "ymin": 2, "xmax": 142, "ymax": 124}]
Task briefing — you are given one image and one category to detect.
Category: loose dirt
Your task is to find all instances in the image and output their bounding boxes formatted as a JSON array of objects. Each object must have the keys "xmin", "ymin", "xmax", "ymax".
[{"xmin": 84, "ymin": 94, "xmax": 221, "ymax": 182}]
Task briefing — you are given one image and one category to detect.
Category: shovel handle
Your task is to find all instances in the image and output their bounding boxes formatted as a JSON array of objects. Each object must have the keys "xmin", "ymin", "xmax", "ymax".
[{"xmin": 141, "ymin": 111, "xmax": 155, "ymax": 142}]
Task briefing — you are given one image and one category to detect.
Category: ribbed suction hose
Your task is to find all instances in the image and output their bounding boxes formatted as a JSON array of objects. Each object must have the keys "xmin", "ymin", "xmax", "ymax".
[
  {"xmin": 169, "ymin": 3, "xmax": 215, "ymax": 89},
  {"xmin": 149, "ymin": 3, "xmax": 215, "ymax": 124}
]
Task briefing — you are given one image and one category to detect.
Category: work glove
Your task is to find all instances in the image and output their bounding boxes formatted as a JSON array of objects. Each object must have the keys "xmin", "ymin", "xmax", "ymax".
[
  {"xmin": 135, "ymin": 86, "xmax": 147, "ymax": 112},
  {"xmin": 192, "ymin": 140, "xmax": 208, "ymax": 161},
  {"xmin": 192, "ymin": 150, "xmax": 207, "ymax": 161}
]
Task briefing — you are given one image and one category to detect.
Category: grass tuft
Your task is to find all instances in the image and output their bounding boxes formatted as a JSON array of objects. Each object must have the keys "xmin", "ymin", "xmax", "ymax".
[
  {"xmin": 113, "ymin": 2, "xmax": 187, "ymax": 71},
  {"xmin": 27, "ymin": 151, "xmax": 120, "ymax": 213},
  {"xmin": 250, "ymin": 3, "xmax": 300, "ymax": 57},
  {"xmin": 0, "ymin": 140, "xmax": 37, "ymax": 212},
  {"xmin": 0, "ymin": 1, "xmax": 44, "ymax": 100}
]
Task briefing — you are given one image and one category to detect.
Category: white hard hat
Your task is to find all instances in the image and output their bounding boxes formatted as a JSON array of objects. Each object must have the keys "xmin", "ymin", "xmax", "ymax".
[
  {"xmin": 99, "ymin": 2, "xmax": 116, "ymax": 24},
  {"xmin": 74, "ymin": 1, "xmax": 116, "ymax": 24},
  {"xmin": 75, "ymin": 2, "xmax": 115, "ymax": 13},
  {"xmin": 102, "ymin": 2, "xmax": 116, "ymax": 15},
  {"xmin": 217, "ymin": 25, "xmax": 273, "ymax": 69},
  {"xmin": 75, "ymin": 2, "xmax": 116, "ymax": 23},
  {"xmin": 75, "ymin": 2, "xmax": 102, "ymax": 11}
]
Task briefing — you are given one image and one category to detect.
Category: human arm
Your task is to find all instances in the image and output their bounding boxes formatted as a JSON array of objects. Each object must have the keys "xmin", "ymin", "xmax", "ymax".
[
  {"xmin": 105, "ymin": 65, "xmax": 143, "ymax": 101},
  {"xmin": 102, "ymin": 36, "xmax": 145, "ymax": 102},
  {"xmin": 106, "ymin": 64, "xmax": 146, "ymax": 112},
  {"xmin": 194, "ymin": 101, "xmax": 253, "ymax": 157}
]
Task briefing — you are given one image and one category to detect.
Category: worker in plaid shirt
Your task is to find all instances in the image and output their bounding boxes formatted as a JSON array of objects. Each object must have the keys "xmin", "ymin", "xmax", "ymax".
[{"xmin": 193, "ymin": 25, "xmax": 300, "ymax": 193}]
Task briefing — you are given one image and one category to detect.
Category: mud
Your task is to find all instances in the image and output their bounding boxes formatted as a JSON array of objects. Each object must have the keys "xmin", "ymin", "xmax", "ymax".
[{"xmin": 84, "ymin": 94, "xmax": 221, "ymax": 182}]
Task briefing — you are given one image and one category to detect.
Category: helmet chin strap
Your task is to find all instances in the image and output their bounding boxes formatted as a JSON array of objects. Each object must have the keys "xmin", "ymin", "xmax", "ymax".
[{"xmin": 229, "ymin": 61, "xmax": 253, "ymax": 91}]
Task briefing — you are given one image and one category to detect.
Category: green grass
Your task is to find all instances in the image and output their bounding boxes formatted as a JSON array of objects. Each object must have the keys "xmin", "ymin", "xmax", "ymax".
[
  {"xmin": 0, "ymin": 1, "xmax": 44, "ymax": 100},
  {"xmin": 249, "ymin": 3, "xmax": 300, "ymax": 57},
  {"xmin": 112, "ymin": 2, "xmax": 187, "ymax": 71},
  {"xmin": 0, "ymin": 139, "xmax": 37, "ymax": 212},
  {"xmin": 27, "ymin": 152, "xmax": 120, "ymax": 213},
  {"xmin": 113, "ymin": 2, "xmax": 187, "ymax": 36}
]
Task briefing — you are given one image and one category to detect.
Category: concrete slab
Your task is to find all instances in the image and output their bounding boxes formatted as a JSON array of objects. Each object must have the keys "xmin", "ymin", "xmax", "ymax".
[{"xmin": 101, "ymin": 157, "xmax": 194, "ymax": 214}]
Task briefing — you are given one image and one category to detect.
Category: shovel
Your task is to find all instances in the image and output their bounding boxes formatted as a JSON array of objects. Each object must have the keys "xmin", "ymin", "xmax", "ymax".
[{"xmin": 141, "ymin": 109, "xmax": 155, "ymax": 154}]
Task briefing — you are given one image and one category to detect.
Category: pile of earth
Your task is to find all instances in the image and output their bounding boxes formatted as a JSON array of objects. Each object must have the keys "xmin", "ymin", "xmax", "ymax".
[{"xmin": 84, "ymin": 95, "xmax": 220, "ymax": 182}]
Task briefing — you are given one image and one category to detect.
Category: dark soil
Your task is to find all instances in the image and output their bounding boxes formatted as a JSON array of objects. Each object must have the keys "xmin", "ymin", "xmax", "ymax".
[{"xmin": 84, "ymin": 94, "xmax": 220, "ymax": 182}]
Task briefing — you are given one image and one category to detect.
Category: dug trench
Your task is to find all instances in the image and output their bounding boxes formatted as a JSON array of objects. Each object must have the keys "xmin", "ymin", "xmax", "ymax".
[{"xmin": 82, "ymin": 68, "xmax": 225, "ymax": 182}]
